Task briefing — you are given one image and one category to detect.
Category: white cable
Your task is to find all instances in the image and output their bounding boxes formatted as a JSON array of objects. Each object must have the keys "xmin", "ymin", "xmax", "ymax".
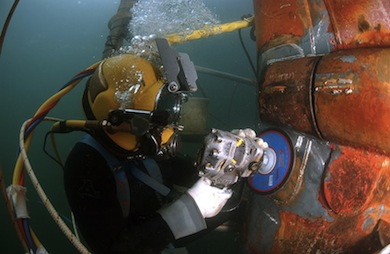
[{"xmin": 19, "ymin": 118, "xmax": 91, "ymax": 254}]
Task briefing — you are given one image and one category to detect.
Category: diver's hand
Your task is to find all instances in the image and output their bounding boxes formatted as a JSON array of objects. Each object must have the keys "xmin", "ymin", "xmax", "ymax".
[
  {"xmin": 187, "ymin": 177, "xmax": 232, "ymax": 218},
  {"xmin": 158, "ymin": 176, "xmax": 231, "ymax": 239},
  {"xmin": 231, "ymin": 128, "xmax": 268, "ymax": 149},
  {"xmin": 197, "ymin": 128, "xmax": 267, "ymax": 187}
]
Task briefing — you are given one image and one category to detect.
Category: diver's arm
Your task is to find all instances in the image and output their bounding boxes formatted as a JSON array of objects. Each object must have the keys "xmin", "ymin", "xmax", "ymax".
[
  {"xmin": 64, "ymin": 142, "xmax": 234, "ymax": 253},
  {"xmin": 63, "ymin": 143, "xmax": 203, "ymax": 253},
  {"xmin": 157, "ymin": 177, "xmax": 232, "ymax": 240}
]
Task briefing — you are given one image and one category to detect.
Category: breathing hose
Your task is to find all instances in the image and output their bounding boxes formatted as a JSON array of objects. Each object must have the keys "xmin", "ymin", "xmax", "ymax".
[
  {"xmin": 165, "ymin": 16, "xmax": 254, "ymax": 44},
  {"xmin": 103, "ymin": 0, "xmax": 137, "ymax": 58}
]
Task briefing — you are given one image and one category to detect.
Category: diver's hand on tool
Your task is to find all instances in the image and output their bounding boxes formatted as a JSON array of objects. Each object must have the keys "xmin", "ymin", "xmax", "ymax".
[
  {"xmin": 187, "ymin": 177, "xmax": 232, "ymax": 218},
  {"xmin": 231, "ymin": 128, "xmax": 268, "ymax": 150},
  {"xmin": 197, "ymin": 128, "xmax": 268, "ymax": 187},
  {"xmin": 158, "ymin": 176, "xmax": 231, "ymax": 239}
]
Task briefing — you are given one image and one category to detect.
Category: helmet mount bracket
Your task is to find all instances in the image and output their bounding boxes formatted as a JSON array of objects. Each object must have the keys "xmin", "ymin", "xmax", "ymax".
[{"xmin": 156, "ymin": 38, "xmax": 198, "ymax": 93}]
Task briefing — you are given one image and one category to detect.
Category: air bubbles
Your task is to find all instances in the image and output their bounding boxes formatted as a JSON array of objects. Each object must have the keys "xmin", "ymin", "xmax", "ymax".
[{"xmin": 128, "ymin": 0, "xmax": 220, "ymax": 38}]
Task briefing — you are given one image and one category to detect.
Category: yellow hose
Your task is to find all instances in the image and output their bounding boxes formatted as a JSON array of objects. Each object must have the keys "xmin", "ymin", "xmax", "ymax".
[
  {"xmin": 165, "ymin": 16, "xmax": 254, "ymax": 44},
  {"xmin": 30, "ymin": 228, "xmax": 43, "ymax": 251},
  {"xmin": 12, "ymin": 82, "xmax": 73, "ymax": 184},
  {"xmin": 12, "ymin": 136, "xmax": 32, "ymax": 185},
  {"xmin": 33, "ymin": 62, "xmax": 100, "ymax": 120},
  {"xmin": 51, "ymin": 120, "xmax": 88, "ymax": 131}
]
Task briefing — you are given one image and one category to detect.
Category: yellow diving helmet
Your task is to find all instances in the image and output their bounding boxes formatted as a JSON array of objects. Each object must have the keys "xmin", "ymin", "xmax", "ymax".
[
  {"xmin": 82, "ymin": 38, "xmax": 198, "ymax": 156},
  {"xmin": 81, "ymin": 57, "xmax": 177, "ymax": 156}
]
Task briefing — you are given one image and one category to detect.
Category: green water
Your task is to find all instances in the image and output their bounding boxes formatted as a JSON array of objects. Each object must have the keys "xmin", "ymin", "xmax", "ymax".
[{"xmin": 0, "ymin": 0, "xmax": 258, "ymax": 253}]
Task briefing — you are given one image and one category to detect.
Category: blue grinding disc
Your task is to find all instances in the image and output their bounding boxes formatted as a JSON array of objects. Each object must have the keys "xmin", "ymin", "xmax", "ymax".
[{"xmin": 248, "ymin": 129, "xmax": 294, "ymax": 193}]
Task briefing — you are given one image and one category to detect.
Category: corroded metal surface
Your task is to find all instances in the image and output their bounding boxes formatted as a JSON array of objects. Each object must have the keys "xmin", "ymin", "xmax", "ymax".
[
  {"xmin": 241, "ymin": 137, "xmax": 390, "ymax": 253},
  {"xmin": 314, "ymin": 47, "xmax": 390, "ymax": 154},
  {"xmin": 324, "ymin": 0, "xmax": 390, "ymax": 48},
  {"xmin": 249, "ymin": 0, "xmax": 390, "ymax": 253},
  {"xmin": 253, "ymin": 0, "xmax": 335, "ymax": 56},
  {"xmin": 323, "ymin": 146, "xmax": 389, "ymax": 215},
  {"xmin": 259, "ymin": 56, "xmax": 320, "ymax": 137},
  {"xmin": 259, "ymin": 47, "xmax": 390, "ymax": 155},
  {"xmin": 241, "ymin": 130, "xmax": 333, "ymax": 254},
  {"xmin": 253, "ymin": 0, "xmax": 390, "ymax": 60}
]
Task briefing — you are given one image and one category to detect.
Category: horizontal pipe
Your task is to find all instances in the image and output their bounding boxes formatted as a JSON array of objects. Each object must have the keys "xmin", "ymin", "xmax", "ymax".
[{"xmin": 195, "ymin": 65, "xmax": 256, "ymax": 87}]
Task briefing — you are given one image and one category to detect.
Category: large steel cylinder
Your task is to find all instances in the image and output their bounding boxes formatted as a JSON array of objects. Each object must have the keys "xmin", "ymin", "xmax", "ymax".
[
  {"xmin": 314, "ymin": 47, "xmax": 390, "ymax": 154},
  {"xmin": 259, "ymin": 47, "xmax": 390, "ymax": 155},
  {"xmin": 254, "ymin": 0, "xmax": 390, "ymax": 62},
  {"xmin": 247, "ymin": 0, "xmax": 390, "ymax": 253}
]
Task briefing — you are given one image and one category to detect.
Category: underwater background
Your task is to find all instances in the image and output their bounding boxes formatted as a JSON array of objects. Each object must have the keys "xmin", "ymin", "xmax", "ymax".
[{"xmin": 0, "ymin": 0, "xmax": 258, "ymax": 253}]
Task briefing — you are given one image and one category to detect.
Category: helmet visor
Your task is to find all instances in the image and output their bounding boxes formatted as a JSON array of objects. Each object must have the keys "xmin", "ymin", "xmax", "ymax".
[{"xmin": 153, "ymin": 84, "xmax": 185, "ymax": 126}]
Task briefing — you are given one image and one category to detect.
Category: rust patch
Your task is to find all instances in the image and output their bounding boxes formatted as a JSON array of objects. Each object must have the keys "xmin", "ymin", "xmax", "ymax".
[
  {"xmin": 324, "ymin": 0, "xmax": 390, "ymax": 48},
  {"xmin": 352, "ymin": 16, "xmax": 390, "ymax": 46},
  {"xmin": 358, "ymin": 15, "xmax": 371, "ymax": 32},
  {"xmin": 254, "ymin": 0, "xmax": 305, "ymax": 51},
  {"xmin": 271, "ymin": 210, "xmax": 383, "ymax": 253},
  {"xmin": 323, "ymin": 146, "xmax": 384, "ymax": 215},
  {"xmin": 254, "ymin": 0, "xmax": 329, "ymax": 52}
]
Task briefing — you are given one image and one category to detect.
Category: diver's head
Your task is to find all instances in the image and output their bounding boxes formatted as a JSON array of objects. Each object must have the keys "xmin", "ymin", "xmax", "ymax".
[{"xmin": 82, "ymin": 52, "xmax": 192, "ymax": 157}]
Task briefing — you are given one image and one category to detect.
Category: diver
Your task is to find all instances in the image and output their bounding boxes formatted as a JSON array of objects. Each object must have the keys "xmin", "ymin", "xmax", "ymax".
[{"xmin": 63, "ymin": 39, "xmax": 265, "ymax": 253}]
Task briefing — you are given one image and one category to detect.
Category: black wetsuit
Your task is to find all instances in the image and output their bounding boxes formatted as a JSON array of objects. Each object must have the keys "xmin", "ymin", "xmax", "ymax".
[{"xmin": 64, "ymin": 140, "xmax": 200, "ymax": 253}]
